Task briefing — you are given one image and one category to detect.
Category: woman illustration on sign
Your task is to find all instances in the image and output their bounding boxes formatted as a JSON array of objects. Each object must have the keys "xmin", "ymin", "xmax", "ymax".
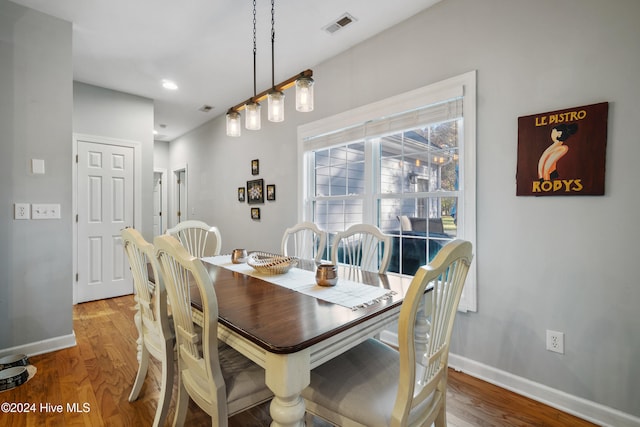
[{"xmin": 537, "ymin": 123, "xmax": 578, "ymax": 181}]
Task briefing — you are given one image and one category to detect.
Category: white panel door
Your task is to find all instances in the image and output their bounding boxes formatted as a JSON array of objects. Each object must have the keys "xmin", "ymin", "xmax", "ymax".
[{"xmin": 77, "ymin": 141, "xmax": 134, "ymax": 302}]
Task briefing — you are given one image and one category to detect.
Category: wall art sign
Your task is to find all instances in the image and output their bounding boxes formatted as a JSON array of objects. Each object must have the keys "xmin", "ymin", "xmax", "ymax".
[
  {"xmin": 237, "ymin": 187, "xmax": 245, "ymax": 202},
  {"xmin": 516, "ymin": 102, "xmax": 608, "ymax": 196},
  {"xmin": 251, "ymin": 159, "xmax": 259, "ymax": 175}
]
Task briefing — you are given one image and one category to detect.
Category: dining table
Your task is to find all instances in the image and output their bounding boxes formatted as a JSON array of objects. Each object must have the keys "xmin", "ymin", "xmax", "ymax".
[{"xmin": 191, "ymin": 254, "xmax": 416, "ymax": 427}]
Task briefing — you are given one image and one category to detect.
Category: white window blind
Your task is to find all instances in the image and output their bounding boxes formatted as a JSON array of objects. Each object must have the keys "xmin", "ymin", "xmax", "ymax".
[{"xmin": 303, "ymin": 96, "xmax": 463, "ymax": 152}]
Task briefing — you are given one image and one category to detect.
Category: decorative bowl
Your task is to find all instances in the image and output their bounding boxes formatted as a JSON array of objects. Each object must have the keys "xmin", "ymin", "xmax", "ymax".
[{"xmin": 246, "ymin": 252, "xmax": 298, "ymax": 275}]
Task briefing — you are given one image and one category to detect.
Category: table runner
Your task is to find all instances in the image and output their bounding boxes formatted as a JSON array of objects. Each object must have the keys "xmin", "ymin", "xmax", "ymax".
[{"xmin": 201, "ymin": 255, "xmax": 395, "ymax": 310}]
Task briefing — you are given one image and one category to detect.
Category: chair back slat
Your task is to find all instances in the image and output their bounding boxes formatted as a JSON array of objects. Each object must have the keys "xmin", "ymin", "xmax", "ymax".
[
  {"xmin": 331, "ymin": 224, "xmax": 392, "ymax": 274},
  {"xmin": 281, "ymin": 221, "xmax": 327, "ymax": 263},
  {"xmin": 167, "ymin": 220, "xmax": 222, "ymax": 258},
  {"xmin": 122, "ymin": 228, "xmax": 171, "ymax": 340}
]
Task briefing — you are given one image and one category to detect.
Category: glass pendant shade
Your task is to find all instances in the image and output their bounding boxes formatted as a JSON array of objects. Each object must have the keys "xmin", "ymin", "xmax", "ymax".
[
  {"xmin": 226, "ymin": 111, "xmax": 241, "ymax": 137},
  {"xmin": 268, "ymin": 90, "xmax": 285, "ymax": 122},
  {"xmin": 295, "ymin": 77, "xmax": 314, "ymax": 112},
  {"xmin": 245, "ymin": 102, "xmax": 261, "ymax": 130}
]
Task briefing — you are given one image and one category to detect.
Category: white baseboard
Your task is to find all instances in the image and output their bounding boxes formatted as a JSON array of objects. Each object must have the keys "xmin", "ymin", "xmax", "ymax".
[
  {"xmin": 0, "ymin": 332, "xmax": 76, "ymax": 358},
  {"xmin": 448, "ymin": 353, "xmax": 640, "ymax": 427}
]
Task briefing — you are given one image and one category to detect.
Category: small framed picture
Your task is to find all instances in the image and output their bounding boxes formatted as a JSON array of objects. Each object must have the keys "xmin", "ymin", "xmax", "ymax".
[
  {"xmin": 266, "ymin": 184, "xmax": 276, "ymax": 201},
  {"xmin": 251, "ymin": 159, "xmax": 259, "ymax": 175},
  {"xmin": 247, "ymin": 179, "xmax": 264, "ymax": 204},
  {"xmin": 237, "ymin": 187, "xmax": 245, "ymax": 202},
  {"xmin": 251, "ymin": 207, "xmax": 261, "ymax": 220}
]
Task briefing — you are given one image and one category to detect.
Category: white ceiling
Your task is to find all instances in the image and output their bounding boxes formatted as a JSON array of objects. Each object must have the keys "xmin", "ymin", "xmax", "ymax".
[{"xmin": 10, "ymin": 0, "xmax": 440, "ymax": 141}]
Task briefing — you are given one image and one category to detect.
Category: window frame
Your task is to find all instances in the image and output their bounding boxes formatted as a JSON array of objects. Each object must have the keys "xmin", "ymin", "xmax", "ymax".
[{"xmin": 297, "ymin": 71, "xmax": 477, "ymax": 311}]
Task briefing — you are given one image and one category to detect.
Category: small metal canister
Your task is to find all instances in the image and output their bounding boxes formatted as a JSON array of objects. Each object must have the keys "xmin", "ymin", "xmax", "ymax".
[
  {"xmin": 315, "ymin": 264, "xmax": 338, "ymax": 286},
  {"xmin": 231, "ymin": 249, "xmax": 248, "ymax": 264}
]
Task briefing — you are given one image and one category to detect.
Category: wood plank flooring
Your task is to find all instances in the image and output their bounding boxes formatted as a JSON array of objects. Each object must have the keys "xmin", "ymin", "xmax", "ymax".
[{"xmin": 1, "ymin": 295, "xmax": 597, "ymax": 426}]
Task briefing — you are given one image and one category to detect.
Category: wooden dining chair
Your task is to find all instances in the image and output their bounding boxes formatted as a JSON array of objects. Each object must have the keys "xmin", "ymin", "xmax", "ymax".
[
  {"xmin": 121, "ymin": 228, "xmax": 174, "ymax": 427},
  {"xmin": 153, "ymin": 234, "xmax": 273, "ymax": 426},
  {"xmin": 281, "ymin": 221, "xmax": 327, "ymax": 263},
  {"xmin": 331, "ymin": 224, "xmax": 392, "ymax": 274},
  {"xmin": 167, "ymin": 220, "xmax": 222, "ymax": 258},
  {"xmin": 303, "ymin": 239, "xmax": 473, "ymax": 427}
]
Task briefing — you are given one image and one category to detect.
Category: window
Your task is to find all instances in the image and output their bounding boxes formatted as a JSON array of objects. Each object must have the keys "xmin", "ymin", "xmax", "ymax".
[{"xmin": 298, "ymin": 71, "xmax": 476, "ymax": 311}]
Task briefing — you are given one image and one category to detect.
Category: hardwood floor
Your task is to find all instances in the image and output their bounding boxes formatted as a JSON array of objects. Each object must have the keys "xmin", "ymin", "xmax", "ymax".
[{"xmin": 2, "ymin": 295, "xmax": 596, "ymax": 426}]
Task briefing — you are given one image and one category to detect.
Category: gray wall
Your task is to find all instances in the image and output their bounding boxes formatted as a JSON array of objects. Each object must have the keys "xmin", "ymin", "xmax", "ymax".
[
  {"xmin": 154, "ymin": 140, "xmax": 170, "ymax": 172},
  {"xmin": 73, "ymin": 82, "xmax": 155, "ymax": 240},
  {"xmin": 169, "ymin": 114, "xmax": 299, "ymax": 252},
  {"xmin": 0, "ymin": 2, "xmax": 155, "ymax": 354},
  {"xmin": 0, "ymin": 1, "xmax": 73, "ymax": 351},
  {"xmin": 169, "ymin": 0, "xmax": 640, "ymax": 420}
]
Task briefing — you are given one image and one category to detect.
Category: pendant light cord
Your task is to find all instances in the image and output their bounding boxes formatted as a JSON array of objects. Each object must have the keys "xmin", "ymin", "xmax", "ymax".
[
  {"xmin": 252, "ymin": 0, "xmax": 257, "ymax": 98},
  {"xmin": 271, "ymin": 0, "xmax": 275, "ymax": 90}
]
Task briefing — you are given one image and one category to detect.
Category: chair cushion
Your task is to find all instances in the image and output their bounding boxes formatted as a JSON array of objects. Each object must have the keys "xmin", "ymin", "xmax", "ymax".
[
  {"xmin": 302, "ymin": 339, "xmax": 400, "ymax": 427},
  {"xmin": 218, "ymin": 343, "xmax": 273, "ymax": 415}
]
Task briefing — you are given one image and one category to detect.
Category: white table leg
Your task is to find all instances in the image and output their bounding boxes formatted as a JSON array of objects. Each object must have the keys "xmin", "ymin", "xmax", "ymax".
[{"xmin": 265, "ymin": 350, "xmax": 310, "ymax": 427}]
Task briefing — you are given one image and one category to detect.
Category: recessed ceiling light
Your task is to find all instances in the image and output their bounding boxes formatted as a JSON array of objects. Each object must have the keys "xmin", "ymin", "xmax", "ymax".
[{"xmin": 162, "ymin": 79, "xmax": 178, "ymax": 90}]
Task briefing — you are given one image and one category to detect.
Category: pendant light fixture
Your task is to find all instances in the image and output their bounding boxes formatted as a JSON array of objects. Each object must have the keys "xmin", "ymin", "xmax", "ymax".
[
  {"xmin": 225, "ymin": 0, "xmax": 315, "ymax": 137},
  {"xmin": 295, "ymin": 75, "xmax": 314, "ymax": 112},
  {"xmin": 267, "ymin": 0, "xmax": 284, "ymax": 122},
  {"xmin": 245, "ymin": 0, "xmax": 261, "ymax": 131},
  {"xmin": 226, "ymin": 110, "xmax": 241, "ymax": 137}
]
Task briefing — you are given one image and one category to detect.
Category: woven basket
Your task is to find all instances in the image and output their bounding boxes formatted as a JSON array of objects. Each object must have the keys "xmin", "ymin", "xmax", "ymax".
[{"xmin": 247, "ymin": 252, "xmax": 298, "ymax": 275}]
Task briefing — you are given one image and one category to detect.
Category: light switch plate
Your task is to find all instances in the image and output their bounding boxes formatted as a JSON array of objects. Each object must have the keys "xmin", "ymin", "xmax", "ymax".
[
  {"xmin": 32, "ymin": 203, "xmax": 61, "ymax": 219},
  {"xmin": 31, "ymin": 159, "xmax": 45, "ymax": 174}
]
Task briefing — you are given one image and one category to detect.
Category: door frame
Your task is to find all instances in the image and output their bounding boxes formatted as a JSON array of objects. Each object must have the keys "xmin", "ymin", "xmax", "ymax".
[
  {"xmin": 72, "ymin": 133, "xmax": 142, "ymax": 304},
  {"xmin": 171, "ymin": 164, "xmax": 188, "ymax": 227},
  {"xmin": 153, "ymin": 168, "xmax": 168, "ymax": 235}
]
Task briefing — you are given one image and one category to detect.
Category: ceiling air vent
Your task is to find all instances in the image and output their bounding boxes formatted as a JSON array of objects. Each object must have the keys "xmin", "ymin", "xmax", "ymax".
[
  {"xmin": 323, "ymin": 13, "xmax": 356, "ymax": 34},
  {"xmin": 198, "ymin": 105, "xmax": 213, "ymax": 113}
]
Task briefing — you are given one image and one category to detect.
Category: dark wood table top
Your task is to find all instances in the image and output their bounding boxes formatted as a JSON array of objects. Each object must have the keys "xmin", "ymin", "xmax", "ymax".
[{"xmin": 195, "ymin": 259, "xmax": 414, "ymax": 354}]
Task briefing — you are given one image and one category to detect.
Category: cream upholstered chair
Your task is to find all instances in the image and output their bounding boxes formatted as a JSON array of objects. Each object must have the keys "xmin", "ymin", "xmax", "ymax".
[
  {"xmin": 331, "ymin": 224, "xmax": 392, "ymax": 274},
  {"xmin": 167, "ymin": 220, "xmax": 222, "ymax": 258},
  {"xmin": 281, "ymin": 221, "xmax": 327, "ymax": 263},
  {"xmin": 303, "ymin": 239, "xmax": 473, "ymax": 427},
  {"xmin": 121, "ymin": 228, "xmax": 174, "ymax": 427},
  {"xmin": 153, "ymin": 234, "xmax": 273, "ymax": 426}
]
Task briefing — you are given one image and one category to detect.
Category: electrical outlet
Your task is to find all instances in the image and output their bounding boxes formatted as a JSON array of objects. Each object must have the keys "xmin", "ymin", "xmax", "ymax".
[
  {"xmin": 546, "ymin": 330, "xmax": 564, "ymax": 354},
  {"xmin": 14, "ymin": 203, "xmax": 30, "ymax": 220}
]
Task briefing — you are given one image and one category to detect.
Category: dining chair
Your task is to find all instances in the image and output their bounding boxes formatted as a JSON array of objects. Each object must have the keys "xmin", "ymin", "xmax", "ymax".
[
  {"xmin": 303, "ymin": 239, "xmax": 473, "ymax": 427},
  {"xmin": 331, "ymin": 223, "xmax": 392, "ymax": 274},
  {"xmin": 167, "ymin": 220, "xmax": 222, "ymax": 258},
  {"xmin": 121, "ymin": 228, "xmax": 174, "ymax": 427},
  {"xmin": 281, "ymin": 221, "xmax": 327, "ymax": 263},
  {"xmin": 153, "ymin": 234, "xmax": 273, "ymax": 426}
]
